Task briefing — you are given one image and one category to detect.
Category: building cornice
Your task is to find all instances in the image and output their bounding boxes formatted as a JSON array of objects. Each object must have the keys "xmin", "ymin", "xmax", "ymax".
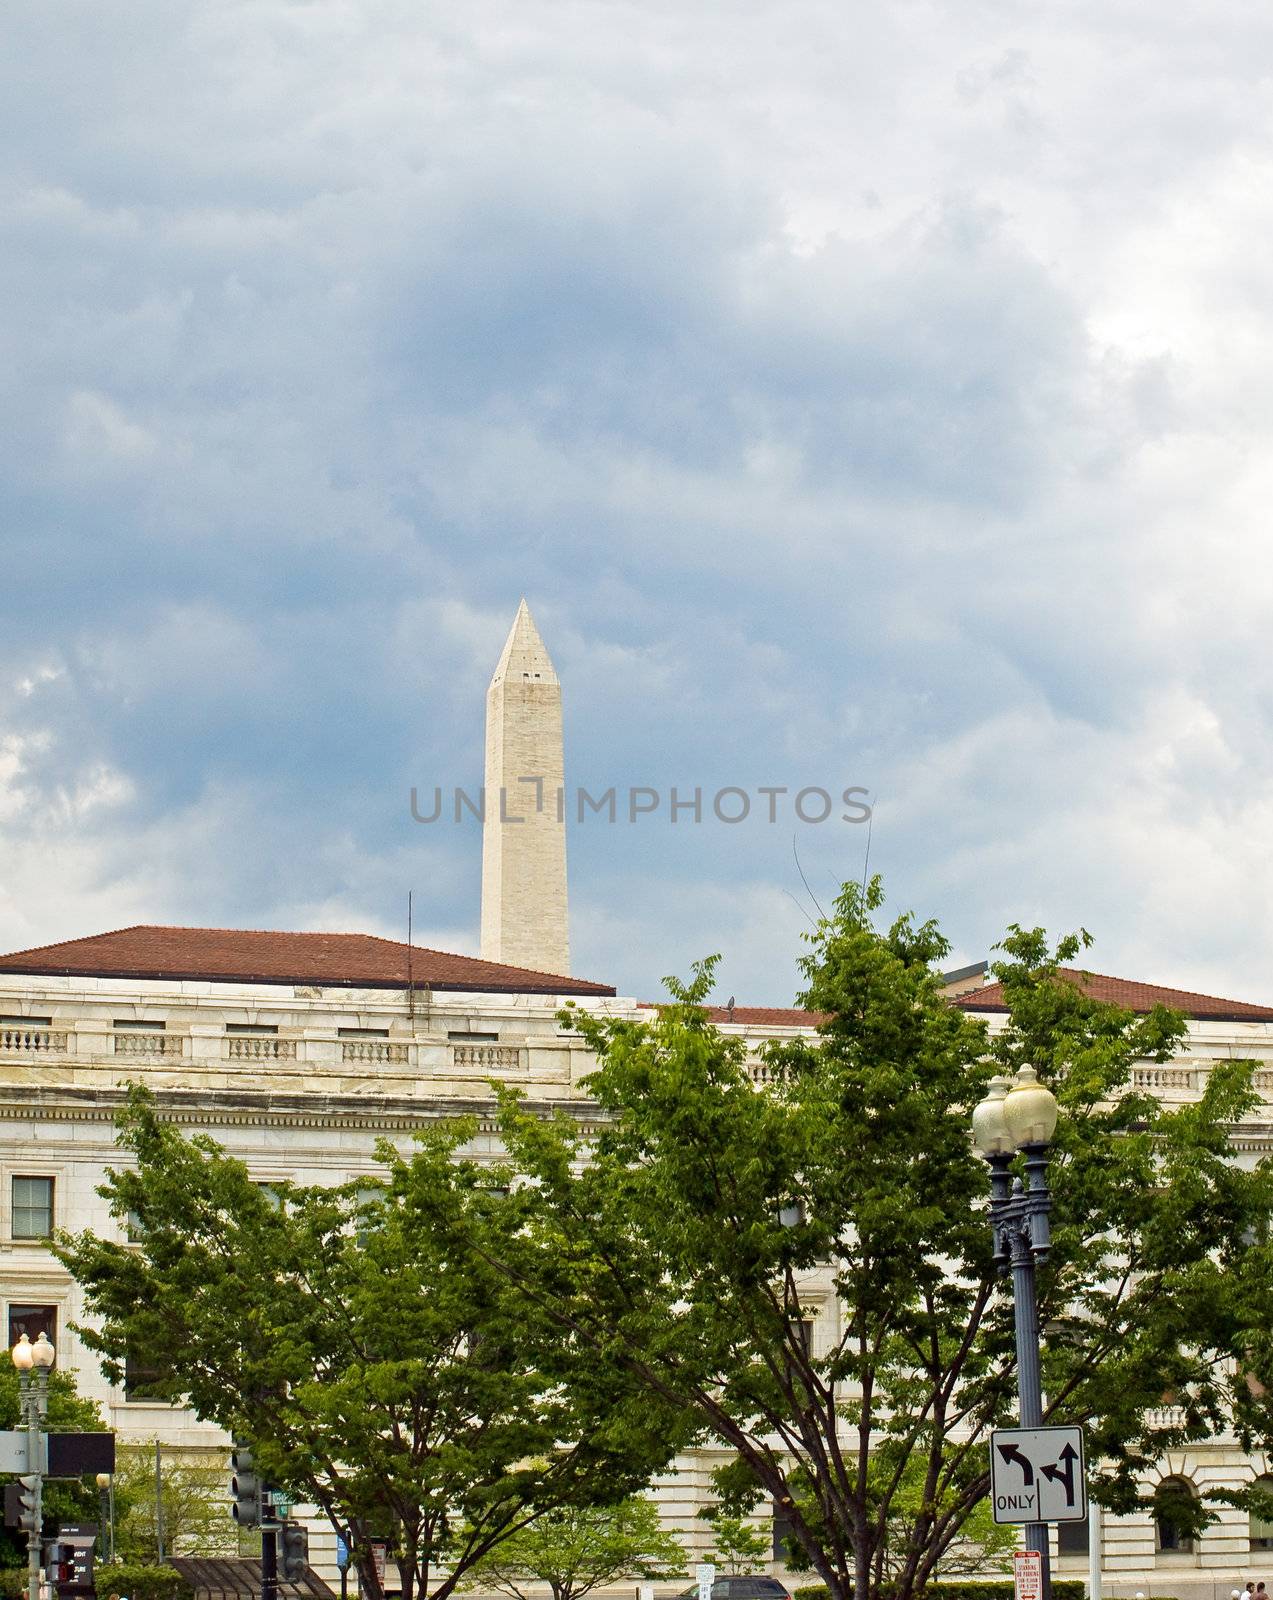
[{"xmin": 0, "ymin": 1083, "xmax": 607, "ymax": 1137}]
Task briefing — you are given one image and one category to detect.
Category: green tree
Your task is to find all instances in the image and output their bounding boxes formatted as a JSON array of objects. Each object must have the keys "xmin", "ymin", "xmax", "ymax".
[
  {"xmin": 56, "ymin": 1093, "xmax": 687, "ymax": 1600},
  {"xmin": 701, "ymin": 1508, "xmax": 768, "ymax": 1574},
  {"xmin": 492, "ymin": 879, "xmax": 1273, "ymax": 1600},
  {"xmin": 865, "ymin": 1461, "xmax": 1015, "ymax": 1584},
  {"xmin": 463, "ymin": 1496, "xmax": 685, "ymax": 1600},
  {"xmin": 111, "ymin": 1445, "xmax": 239, "ymax": 1562}
]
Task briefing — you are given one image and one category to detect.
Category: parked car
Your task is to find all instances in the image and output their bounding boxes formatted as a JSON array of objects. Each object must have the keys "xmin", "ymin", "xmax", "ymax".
[{"xmin": 677, "ymin": 1580, "xmax": 795, "ymax": 1600}]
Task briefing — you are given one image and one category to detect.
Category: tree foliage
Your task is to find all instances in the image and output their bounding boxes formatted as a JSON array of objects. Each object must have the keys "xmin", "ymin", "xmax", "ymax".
[
  {"xmin": 491, "ymin": 878, "xmax": 1273, "ymax": 1600},
  {"xmin": 463, "ymin": 1496, "xmax": 685, "ymax": 1600},
  {"xmin": 111, "ymin": 1445, "xmax": 240, "ymax": 1563},
  {"xmin": 700, "ymin": 1508, "xmax": 768, "ymax": 1574},
  {"xmin": 56, "ymin": 1094, "xmax": 689, "ymax": 1600}
]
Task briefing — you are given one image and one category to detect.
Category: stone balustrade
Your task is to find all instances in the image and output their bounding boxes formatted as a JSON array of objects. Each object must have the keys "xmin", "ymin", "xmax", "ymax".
[
  {"xmin": 451, "ymin": 1043, "xmax": 521, "ymax": 1070},
  {"xmin": 1143, "ymin": 1404, "xmax": 1188, "ymax": 1431},
  {"xmin": 341, "ymin": 1039, "xmax": 409, "ymax": 1064},
  {"xmin": 226, "ymin": 1036, "xmax": 297, "ymax": 1061},
  {"xmin": 0, "ymin": 1026, "xmax": 67, "ymax": 1054},
  {"xmin": 1132, "ymin": 1066, "xmax": 1195, "ymax": 1093},
  {"xmin": 0, "ymin": 1027, "xmax": 1268, "ymax": 1116},
  {"xmin": 113, "ymin": 1031, "xmax": 182, "ymax": 1056}
]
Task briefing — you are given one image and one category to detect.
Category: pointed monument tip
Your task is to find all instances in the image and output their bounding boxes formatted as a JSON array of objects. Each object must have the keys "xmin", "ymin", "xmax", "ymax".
[{"xmin": 491, "ymin": 597, "xmax": 558, "ymax": 686}]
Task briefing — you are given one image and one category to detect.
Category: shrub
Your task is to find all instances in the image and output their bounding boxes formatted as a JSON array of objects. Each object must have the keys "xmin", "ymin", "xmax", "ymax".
[
  {"xmin": 94, "ymin": 1562, "xmax": 194, "ymax": 1600},
  {"xmin": 794, "ymin": 1585, "xmax": 1092, "ymax": 1600}
]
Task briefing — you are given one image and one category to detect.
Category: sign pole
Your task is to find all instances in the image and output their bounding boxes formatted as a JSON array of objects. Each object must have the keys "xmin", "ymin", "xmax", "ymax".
[
  {"xmin": 22, "ymin": 1374, "xmax": 41, "ymax": 1600},
  {"xmin": 155, "ymin": 1440, "xmax": 165, "ymax": 1565},
  {"xmin": 1008, "ymin": 1241, "xmax": 1051, "ymax": 1600},
  {"xmin": 261, "ymin": 1495, "xmax": 278, "ymax": 1600},
  {"xmin": 1087, "ymin": 1500, "xmax": 1102, "ymax": 1600}
]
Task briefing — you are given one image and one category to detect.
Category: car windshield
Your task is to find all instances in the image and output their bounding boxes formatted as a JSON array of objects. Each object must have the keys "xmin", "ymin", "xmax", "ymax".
[{"xmin": 677, "ymin": 1583, "xmax": 789, "ymax": 1600}]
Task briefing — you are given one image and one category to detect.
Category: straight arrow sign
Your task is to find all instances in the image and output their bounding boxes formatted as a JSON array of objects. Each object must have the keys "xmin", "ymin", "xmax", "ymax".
[{"xmin": 1041, "ymin": 1443, "xmax": 1079, "ymax": 1507}]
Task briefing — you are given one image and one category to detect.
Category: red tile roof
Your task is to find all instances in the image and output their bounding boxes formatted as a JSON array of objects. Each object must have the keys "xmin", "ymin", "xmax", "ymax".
[
  {"xmin": 0, "ymin": 925, "xmax": 614, "ymax": 997},
  {"xmin": 636, "ymin": 970, "xmax": 1273, "ymax": 1030},
  {"xmin": 703, "ymin": 1004, "xmax": 828, "ymax": 1027},
  {"xmin": 956, "ymin": 968, "xmax": 1273, "ymax": 1022},
  {"xmin": 637, "ymin": 1002, "xmax": 828, "ymax": 1027}
]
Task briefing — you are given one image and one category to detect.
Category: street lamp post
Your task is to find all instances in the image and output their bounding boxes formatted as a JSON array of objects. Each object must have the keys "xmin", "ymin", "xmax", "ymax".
[
  {"xmin": 96, "ymin": 1472, "xmax": 115, "ymax": 1565},
  {"xmin": 972, "ymin": 1066, "xmax": 1059, "ymax": 1600},
  {"xmin": 12, "ymin": 1330, "xmax": 56, "ymax": 1600}
]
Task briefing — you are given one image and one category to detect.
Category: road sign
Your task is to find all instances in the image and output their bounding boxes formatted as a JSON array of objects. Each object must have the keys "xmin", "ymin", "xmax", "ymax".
[
  {"xmin": 696, "ymin": 1562, "xmax": 716, "ymax": 1600},
  {"xmin": 1013, "ymin": 1551, "xmax": 1043, "ymax": 1600},
  {"xmin": 990, "ymin": 1426, "xmax": 1087, "ymax": 1523},
  {"xmin": 0, "ymin": 1430, "xmax": 31, "ymax": 1474}
]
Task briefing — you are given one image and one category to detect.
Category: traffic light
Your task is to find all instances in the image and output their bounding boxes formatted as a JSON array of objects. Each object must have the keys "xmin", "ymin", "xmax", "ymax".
[
  {"xmin": 279, "ymin": 1519, "xmax": 309, "ymax": 1582},
  {"xmin": 16, "ymin": 1474, "xmax": 40, "ymax": 1534},
  {"xmin": 46, "ymin": 1540, "xmax": 72, "ymax": 1588},
  {"xmin": 46, "ymin": 1537, "xmax": 95, "ymax": 1596},
  {"xmin": 230, "ymin": 1439, "xmax": 262, "ymax": 1528}
]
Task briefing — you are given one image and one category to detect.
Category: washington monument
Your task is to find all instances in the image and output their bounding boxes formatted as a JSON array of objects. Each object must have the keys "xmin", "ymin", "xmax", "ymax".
[{"xmin": 480, "ymin": 599, "xmax": 570, "ymax": 975}]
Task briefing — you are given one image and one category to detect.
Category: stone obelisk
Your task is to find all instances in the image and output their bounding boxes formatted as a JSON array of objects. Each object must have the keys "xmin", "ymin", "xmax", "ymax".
[{"xmin": 480, "ymin": 599, "xmax": 570, "ymax": 975}]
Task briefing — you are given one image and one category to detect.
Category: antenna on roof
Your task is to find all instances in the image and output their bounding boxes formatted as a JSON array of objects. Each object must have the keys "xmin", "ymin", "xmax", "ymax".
[
  {"xmin": 407, "ymin": 890, "xmax": 415, "ymax": 1024},
  {"xmin": 861, "ymin": 807, "xmax": 873, "ymax": 898}
]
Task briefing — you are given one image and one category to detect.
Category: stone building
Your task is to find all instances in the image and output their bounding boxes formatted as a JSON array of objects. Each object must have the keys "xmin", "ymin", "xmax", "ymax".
[{"xmin": 0, "ymin": 922, "xmax": 624, "ymax": 1578}]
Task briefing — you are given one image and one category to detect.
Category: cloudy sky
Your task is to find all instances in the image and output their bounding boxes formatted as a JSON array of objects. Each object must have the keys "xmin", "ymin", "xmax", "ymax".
[{"xmin": 3, "ymin": 0, "xmax": 1273, "ymax": 1004}]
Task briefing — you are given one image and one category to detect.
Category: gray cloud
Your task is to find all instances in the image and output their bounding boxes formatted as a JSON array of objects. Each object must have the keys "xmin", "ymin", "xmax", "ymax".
[{"xmin": 2, "ymin": 0, "xmax": 1273, "ymax": 1000}]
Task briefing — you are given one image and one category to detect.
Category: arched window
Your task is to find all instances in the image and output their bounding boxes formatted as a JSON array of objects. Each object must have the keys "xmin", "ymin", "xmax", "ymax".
[
  {"xmin": 1250, "ymin": 1473, "xmax": 1273, "ymax": 1552},
  {"xmin": 1154, "ymin": 1476, "xmax": 1198, "ymax": 1554}
]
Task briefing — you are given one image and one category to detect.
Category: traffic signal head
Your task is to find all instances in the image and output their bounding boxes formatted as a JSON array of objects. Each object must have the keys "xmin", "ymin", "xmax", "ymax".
[
  {"xmin": 230, "ymin": 1440, "xmax": 262, "ymax": 1528},
  {"xmin": 46, "ymin": 1538, "xmax": 93, "ymax": 1595},
  {"xmin": 280, "ymin": 1519, "xmax": 309, "ymax": 1582},
  {"xmin": 17, "ymin": 1474, "xmax": 40, "ymax": 1534},
  {"xmin": 45, "ymin": 1541, "xmax": 71, "ymax": 1584}
]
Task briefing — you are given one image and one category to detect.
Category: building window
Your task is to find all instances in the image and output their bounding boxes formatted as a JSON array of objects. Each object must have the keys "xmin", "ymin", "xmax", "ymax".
[
  {"xmin": 8, "ymin": 1305, "xmax": 57, "ymax": 1348},
  {"xmin": 448, "ymin": 1031, "xmax": 499, "ymax": 1042},
  {"xmin": 772, "ymin": 1494, "xmax": 796, "ymax": 1562},
  {"xmin": 1057, "ymin": 1516, "xmax": 1089, "ymax": 1557},
  {"xmin": 338, "ymin": 1027, "xmax": 389, "ymax": 1038},
  {"xmin": 784, "ymin": 1317, "xmax": 814, "ymax": 1390},
  {"xmin": 353, "ymin": 1183, "xmax": 385, "ymax": 1244},
  {"xmin": 123, "ymin": 1351, "xmax": 168, "ymax": 1402},
  {"xmin": 1250, "ymin": 1474, "xmax": 1273, "ymax": 1551},
  {"xmin": 113, "ymin": 1019, "xmax": 165, "ymax": 1030},
  {"xmin": 1154, "ymin": 1476, "xmax": 1198, "ymax": 1554},
  {"xmin": 12, "ymin": 1177, "xmax": 53, "ymax": 1240},
  {"xmin": 225, "ymin": 1023, "xmax": 278, "ymax": 1035}
]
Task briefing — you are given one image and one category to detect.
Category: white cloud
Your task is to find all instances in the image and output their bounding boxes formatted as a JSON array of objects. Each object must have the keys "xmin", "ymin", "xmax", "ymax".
[
  {"xmin": 3, "ymin": 0, "xmax": 1273, "ymax": 1000},
  {"xmin": 63, "ymin": 390, "xmax": 156, "ymax": 463}
]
